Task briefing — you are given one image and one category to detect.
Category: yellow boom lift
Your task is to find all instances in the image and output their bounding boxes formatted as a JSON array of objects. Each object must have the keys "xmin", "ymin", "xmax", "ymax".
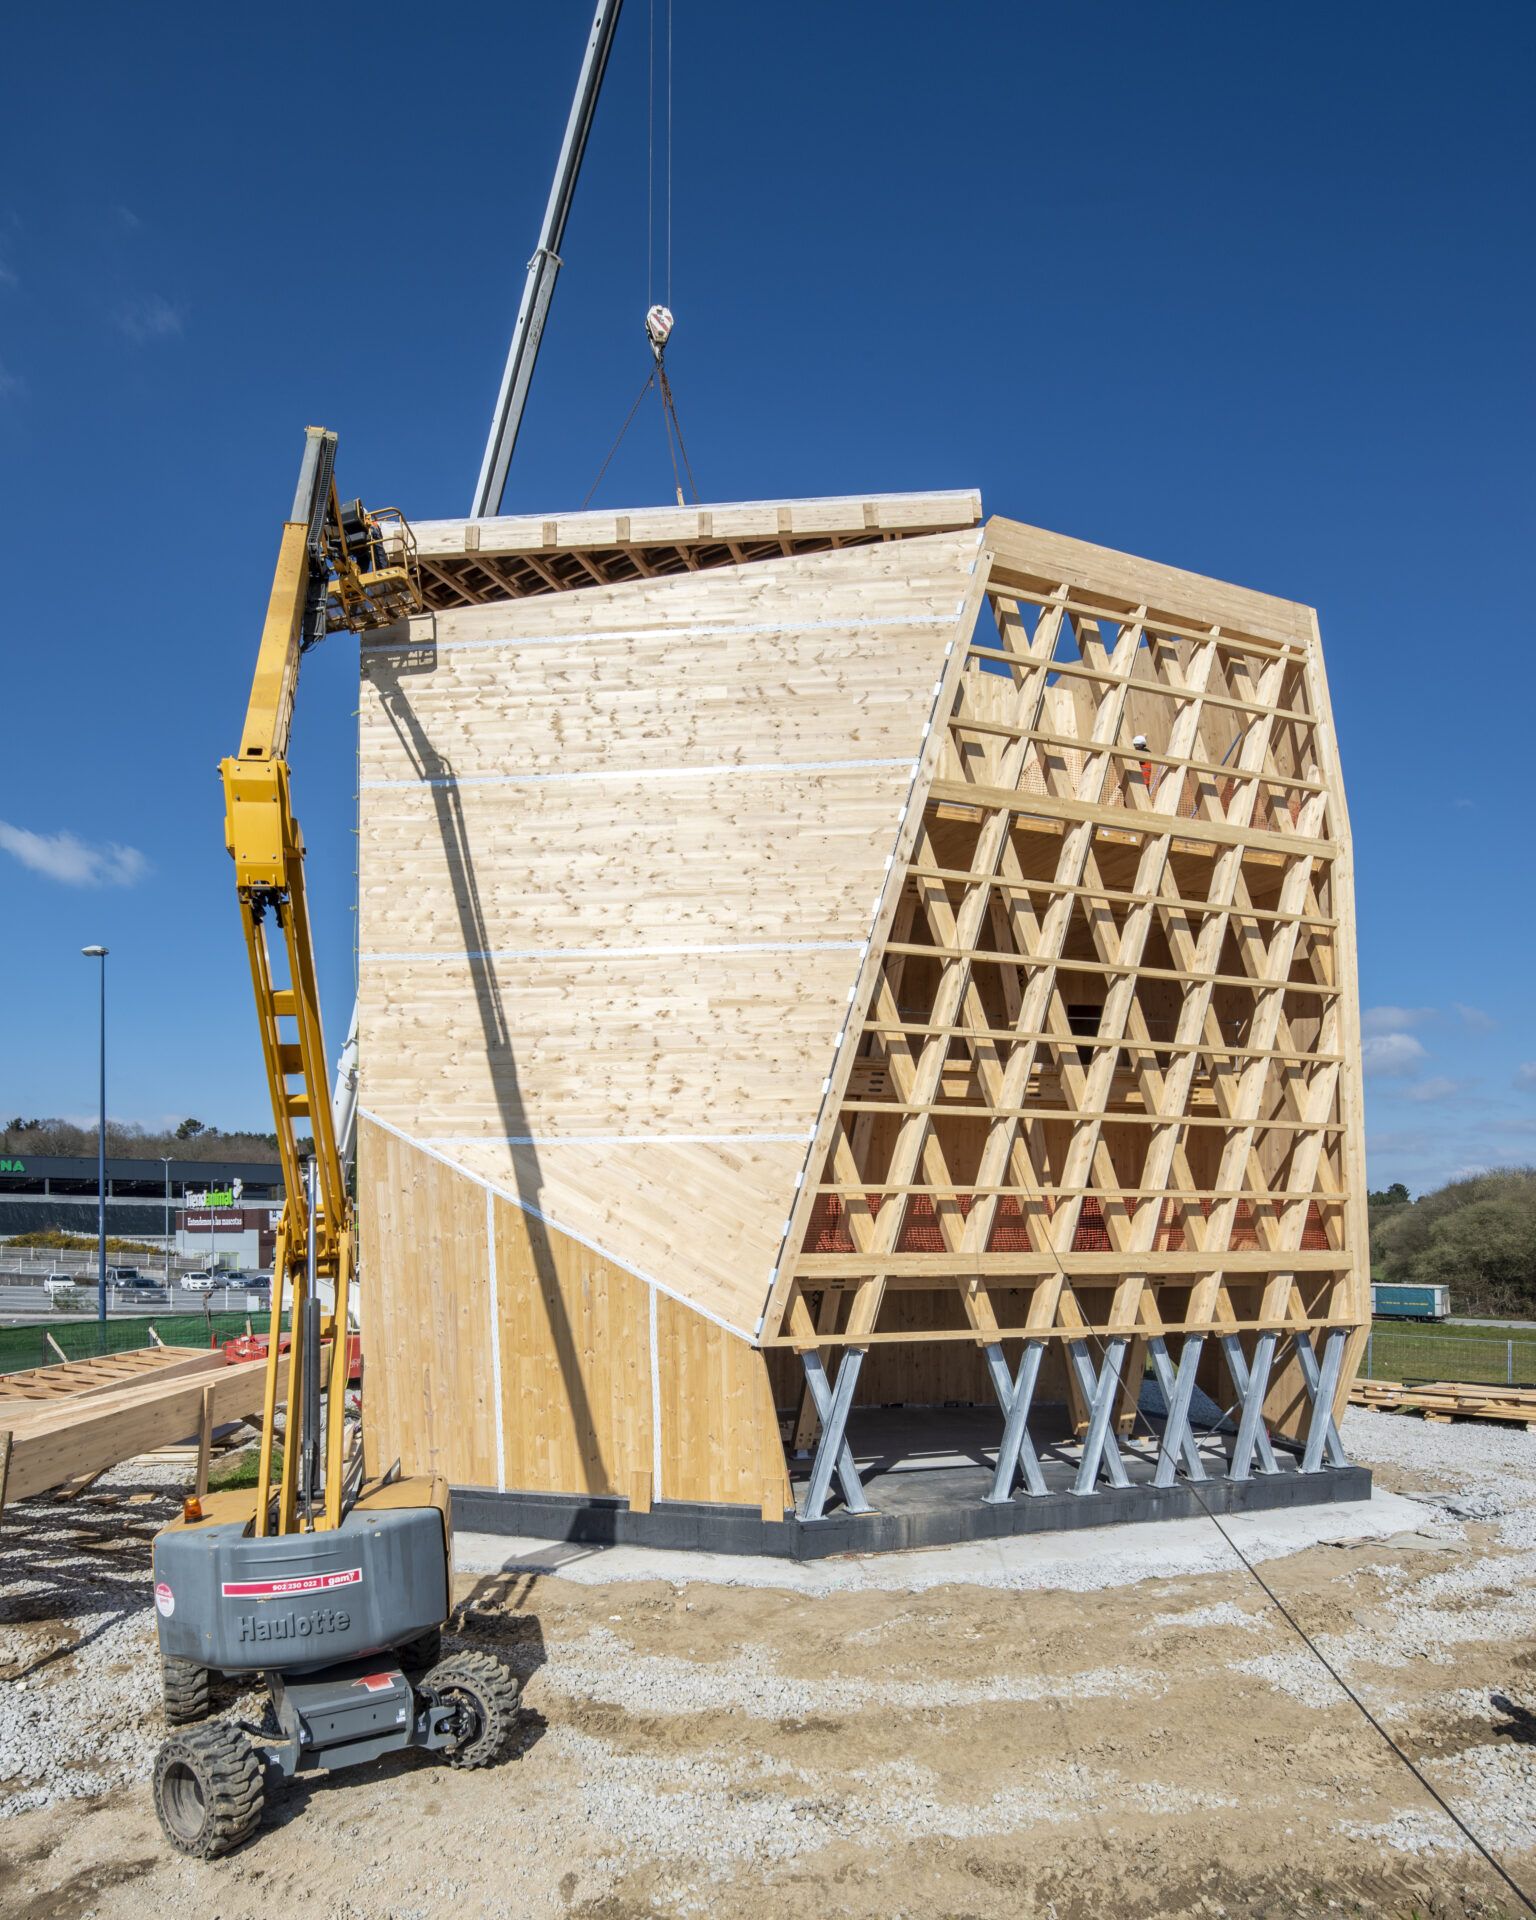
[
  {"xmin": 145, "ymin": 430, "xmax": 520, "ymax": 1860},
  {"xmin": 221, "ymin": 427, "xmax": 415, "ymax": 1538}
]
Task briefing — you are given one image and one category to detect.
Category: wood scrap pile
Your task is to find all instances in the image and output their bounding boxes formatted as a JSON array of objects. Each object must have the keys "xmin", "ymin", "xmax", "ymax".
[{"xmin": 1350, "ymin": 1376, "xmax": 1536, "ymax": 1432}]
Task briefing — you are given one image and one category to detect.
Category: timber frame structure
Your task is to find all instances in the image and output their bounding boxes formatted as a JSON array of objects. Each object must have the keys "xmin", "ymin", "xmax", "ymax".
[{"xmin": 356, "ymin": 490, "xmax": 1368, "ymax": 1543}]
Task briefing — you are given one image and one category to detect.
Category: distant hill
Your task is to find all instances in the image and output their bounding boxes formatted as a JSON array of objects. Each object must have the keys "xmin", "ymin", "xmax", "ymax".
[{"xmin": 1370, "ymin": 1167, "xmax": 1536, "ymax": 1319}]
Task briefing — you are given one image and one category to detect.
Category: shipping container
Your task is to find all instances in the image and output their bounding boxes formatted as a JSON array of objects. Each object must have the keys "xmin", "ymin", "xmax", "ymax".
[{"xmin": 1371, "ymin": 1282, "xmax": 1451, "ymax": 1322}]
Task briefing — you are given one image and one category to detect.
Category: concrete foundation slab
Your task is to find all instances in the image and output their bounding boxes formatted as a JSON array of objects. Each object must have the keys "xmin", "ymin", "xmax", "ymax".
[{"xmin": 451, "ymin": 1404, "xmax": 1373, "ymax": 1563}]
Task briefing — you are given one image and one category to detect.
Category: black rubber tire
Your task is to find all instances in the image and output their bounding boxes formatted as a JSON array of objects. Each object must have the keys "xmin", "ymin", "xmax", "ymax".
[
  {"xmin": 152, "ymin": 1722, "xmax": 265, "ymax": 1859},
  {"xmin": 424, "ymin": 1651, "xmax": 521, "ymax": 1770},
  {"xmin": 397, "ymin": 1626, "xmax": 442, "ymax": 1674},
  {"xmin": 161, "ymin": 1655, "xmax": 212, "ymax": 1727}
]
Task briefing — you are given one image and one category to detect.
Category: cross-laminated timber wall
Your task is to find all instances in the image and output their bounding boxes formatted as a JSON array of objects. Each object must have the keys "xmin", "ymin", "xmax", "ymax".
[{"xmin": 356, "ymin": 491, "xmax": 1367, "ymax": 1522}]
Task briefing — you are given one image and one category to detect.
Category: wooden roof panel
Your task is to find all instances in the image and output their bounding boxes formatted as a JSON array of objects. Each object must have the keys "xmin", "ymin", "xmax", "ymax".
[{"xmin": 394, "ymin": 489, "xmax": 983, "ymax": 610}]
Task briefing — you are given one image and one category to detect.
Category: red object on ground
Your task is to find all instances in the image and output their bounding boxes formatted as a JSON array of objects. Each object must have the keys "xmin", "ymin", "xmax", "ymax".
[{"xmin": 220, "ymin": 1330, "xmax": 362, "ymax": 1383}]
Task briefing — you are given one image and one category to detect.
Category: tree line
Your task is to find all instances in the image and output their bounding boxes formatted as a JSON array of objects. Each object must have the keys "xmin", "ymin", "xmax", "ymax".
[
  {"xmin": 1369, "ymin": 1168, "xmax": 1536, "ymax": 1319},
  {"xmin": 3, "ymin": 1116, "xmax": 283, "ymax": 1163}
]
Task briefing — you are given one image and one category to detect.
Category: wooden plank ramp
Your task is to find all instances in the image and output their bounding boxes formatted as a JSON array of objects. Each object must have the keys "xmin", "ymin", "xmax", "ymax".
[
  {"xmin": 1350, "ymin": 1376, "xmax": 1536, "ymax": 1432},
  {"xmin": 0, "ymin": 1353, "xmax": 292, "ymax": 1507},
  {"xmin": 0, "ymin": 1346, "xmax": 224, "ymax": 1409}
]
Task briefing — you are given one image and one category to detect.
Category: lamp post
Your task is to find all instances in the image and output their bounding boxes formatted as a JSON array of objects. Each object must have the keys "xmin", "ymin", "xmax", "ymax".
[
  {"xmin": 161, "ymin": 1156, "xmax": 173, "ymax": 1286},
  {"xmin": 81, "ymin": 946, "xmax": 109, "ymax": 1326}
]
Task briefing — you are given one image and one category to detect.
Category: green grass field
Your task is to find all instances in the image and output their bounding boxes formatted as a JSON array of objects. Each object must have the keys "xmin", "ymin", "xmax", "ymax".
[
  {"xmin": 1364, "ymin": 1320, "xmax": 1536, "ymax": 1389},
  {"xmin": 0, "ymin": 1312, "xmax": 289, "ymax": 1377}
]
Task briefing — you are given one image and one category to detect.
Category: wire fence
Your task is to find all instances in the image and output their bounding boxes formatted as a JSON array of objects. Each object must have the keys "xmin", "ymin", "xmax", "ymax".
[
  {"xmin": 0, "ymin": 1312, "xmax": 290, "ymax": 1377},
  {"xmin": 1364, "ymin": 1324, "xmax": 1536, "ymax": 1390}
]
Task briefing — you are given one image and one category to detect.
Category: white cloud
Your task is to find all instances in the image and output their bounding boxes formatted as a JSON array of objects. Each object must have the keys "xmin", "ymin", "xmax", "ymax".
[
  {"xmin": 1453, "ymin": 1003, "xmax": 1496, "ymax": 1032},
  {"xmin": 116, "ymin": 294, "xmax": 183, "ymax": 344},
  {"xmin": 1362, "ymin": 1032, "xmax": 1427, "ymax": 1078},
  {"xmin": 1398, "ymin": 1076, "xmax": 1466, "ymax": 1104},
  {"xmin": 1515, "ymin": 1063, "xmax": 1536, "ymax": 1093},
  {"xmin": 0, "ymin": 819, "xmax": 149, "ymax": 887},
  {"xmin": 1360, "ymin": 1005, "xmax": 1435, "ymax": 1036}
]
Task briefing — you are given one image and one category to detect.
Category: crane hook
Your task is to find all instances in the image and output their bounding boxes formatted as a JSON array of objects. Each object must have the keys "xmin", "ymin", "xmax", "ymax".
[{"xmin": 645, "ymin": 303, "xmax": 675, "ymax": 360}]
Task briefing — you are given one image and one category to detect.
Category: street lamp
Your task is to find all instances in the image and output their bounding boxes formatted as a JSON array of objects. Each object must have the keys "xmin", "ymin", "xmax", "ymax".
[
  {"xmin": 161, "ymin": 1155, "xmax": 174, "ymax": 1286},
  {"xmin": 81, "ymin": 946, "xmax": 108, "ymax": 1326}
]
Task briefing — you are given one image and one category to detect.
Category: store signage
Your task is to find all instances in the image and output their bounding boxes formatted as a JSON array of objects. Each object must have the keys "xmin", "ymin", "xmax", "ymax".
[{"xmin": 185, "ymin": 1183, "xmax": 242, "ymax": 1209}]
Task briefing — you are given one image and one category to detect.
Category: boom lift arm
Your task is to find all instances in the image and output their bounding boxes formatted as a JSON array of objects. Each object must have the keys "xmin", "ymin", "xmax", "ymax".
[{"xmin": 222, "ymin": 426, "xmax": 421, "ymax": 1536}]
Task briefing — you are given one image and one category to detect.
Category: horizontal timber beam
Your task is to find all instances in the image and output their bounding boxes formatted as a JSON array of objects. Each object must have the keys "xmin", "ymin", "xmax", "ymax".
[
  {"xmin": 926, "ymin": 779, "xmax": 1336, "ymax": 862},
  {"xmin": 834, "ymin": 1102, "xmax": 1343, "ymax": 1131},
  {"xmin": 880, "ymin": 944, "xmax": 1339, "ymax": 996},
  {"xmin": 962, "ymin": 648, "xmax": 1318, "ymax": 730},
  {"xmin": 898, "ymin": 867, "xmax": 1338, "ymax": 930},
  {"xmin": 858, "ymin": 1022, "xmax": 1343, "ymax": 1066},
  {"xmin": 766, "ymin": 1316, "xmax": 1363, "ymax": 1351},
  {"xmin": 793, "ymin": 1250, "xmax": 1350, "ymax": 1278},
  {"xmin": 812, "ymin": 1184, "xmax": 1351, "ymax": 1201}
]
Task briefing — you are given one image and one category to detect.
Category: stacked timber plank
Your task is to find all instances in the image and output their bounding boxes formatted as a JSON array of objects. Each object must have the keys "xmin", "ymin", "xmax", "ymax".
[
  {"xmin": 1351, "ymin": 1376, "xmax": 1536, "ymax": 1431},
  {"xmin": 0, "ymin": 1346, "xmax": 222, "ymax": 1407},
  {"xmin": 0, "ymin": 1352, "xmax": 289, "ymax": 1508}
]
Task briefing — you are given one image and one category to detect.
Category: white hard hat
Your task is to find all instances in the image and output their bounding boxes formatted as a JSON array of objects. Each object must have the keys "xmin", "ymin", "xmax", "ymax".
[{"xmin": 1132, "ymin": 734, "xmax": 1149, "ymax": 751}]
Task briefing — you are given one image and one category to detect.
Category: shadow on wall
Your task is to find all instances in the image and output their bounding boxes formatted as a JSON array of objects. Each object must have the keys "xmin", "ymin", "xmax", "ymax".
[{"xmin": 368, "ymin": 637, "xmax": 607, "ymax": 1494}]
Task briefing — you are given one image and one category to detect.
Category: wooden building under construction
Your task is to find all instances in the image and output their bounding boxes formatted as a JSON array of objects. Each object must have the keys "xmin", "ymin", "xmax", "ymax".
[{"xmin": 354, "ymin": 490, "xmax": 1369, "ymax": 1547}]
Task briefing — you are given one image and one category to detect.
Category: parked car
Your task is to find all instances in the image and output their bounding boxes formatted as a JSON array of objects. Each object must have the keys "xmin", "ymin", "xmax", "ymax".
[
  {"xmin": 180, "ymin": 1270, "xmax": 220, "ymax": 1292},
  {"xmin": 43, "ymin": 1273, "xmax": 78, "ymax": 1297},
  {"xmin": 108, "ymin": 1269, "xmax": 163, "ymax": 1291}
]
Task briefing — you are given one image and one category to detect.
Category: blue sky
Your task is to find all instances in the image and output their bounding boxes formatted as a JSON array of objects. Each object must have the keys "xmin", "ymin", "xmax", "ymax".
[{"xmin": 1, "ymin": 1, "xmax": 1531, "ymax": 1194}]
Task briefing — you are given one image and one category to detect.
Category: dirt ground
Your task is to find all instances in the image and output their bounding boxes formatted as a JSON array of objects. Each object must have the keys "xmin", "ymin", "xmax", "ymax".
[{"xmin": 2, "ymin": 1410, "xmax": 1534, "ymax": 1920}]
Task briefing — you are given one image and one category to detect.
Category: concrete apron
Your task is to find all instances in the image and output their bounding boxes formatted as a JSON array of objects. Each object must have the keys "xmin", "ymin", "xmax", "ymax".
[{"xmin": 452, "ymin": 1487, "xmax": 1432, "ymax": 1595}]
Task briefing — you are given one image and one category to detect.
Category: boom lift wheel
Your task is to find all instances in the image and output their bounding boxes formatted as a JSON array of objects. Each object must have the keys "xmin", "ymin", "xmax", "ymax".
[
  {"xmin": 423, "ymin": 1651, "xmax": 522, "ymax": 1769},
  {"xmin": 398, "ymin": 1625, "xmax": 443, "ymax": 1673},
  {"xmin": 152, "ymin": 1722, "xmax": 266, "ymax": 1859},
  {"xmin": 161, "ymin": 1654, "xmax": 212, "ymax": 1726}
]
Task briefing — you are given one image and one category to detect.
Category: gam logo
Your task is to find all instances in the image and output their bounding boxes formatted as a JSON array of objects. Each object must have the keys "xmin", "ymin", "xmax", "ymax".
[{"xmin": 0, "ymin": 1159, "xmax": 25, "ymax": 1175}]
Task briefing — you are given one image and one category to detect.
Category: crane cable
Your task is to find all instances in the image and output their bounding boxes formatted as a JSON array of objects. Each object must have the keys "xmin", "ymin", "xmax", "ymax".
[{"xmin": 585, "ymin": 0, "xmax": 698, "ymax": 508}]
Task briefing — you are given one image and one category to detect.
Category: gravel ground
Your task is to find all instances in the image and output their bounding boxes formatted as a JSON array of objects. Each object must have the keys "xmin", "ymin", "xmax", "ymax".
[{"xmin": 1, "ymin": 1409, "xmax": 1534, "ymax": 1919}]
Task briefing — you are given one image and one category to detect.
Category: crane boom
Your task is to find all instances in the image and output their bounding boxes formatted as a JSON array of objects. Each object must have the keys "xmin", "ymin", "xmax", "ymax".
[{"xmin": 471, "ymin": 0, "xmax": 624, "ymax": 518}]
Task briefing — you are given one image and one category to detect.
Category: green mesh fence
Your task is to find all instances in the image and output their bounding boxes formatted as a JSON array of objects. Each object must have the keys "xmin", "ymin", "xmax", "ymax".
[
  {"xmin": 0, "ymin": 1312, "xmax": 290, "ymax": 1376},
  {"xmin": 1363, "ymin": 1322, "xmax": 1536, "ymax": 1389}
]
